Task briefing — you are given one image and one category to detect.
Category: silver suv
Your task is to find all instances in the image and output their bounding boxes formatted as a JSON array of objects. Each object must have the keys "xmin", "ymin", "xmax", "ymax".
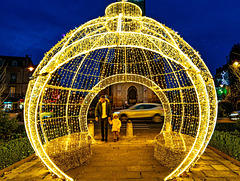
[{"xmin": 115, "ymin": 103, "xmax": 164, "ymax": 122}]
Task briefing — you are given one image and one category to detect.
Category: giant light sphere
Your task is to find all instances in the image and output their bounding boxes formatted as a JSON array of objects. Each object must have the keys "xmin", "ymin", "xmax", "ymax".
[{"xmin": 24, "ymin": 2, "xmax": 217, "ymax": 180}]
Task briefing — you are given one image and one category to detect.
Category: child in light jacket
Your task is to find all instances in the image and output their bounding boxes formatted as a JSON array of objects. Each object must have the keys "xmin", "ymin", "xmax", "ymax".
[{"xmin": 110, "ymin": 113, "xmax": 121, "ymax": 142}]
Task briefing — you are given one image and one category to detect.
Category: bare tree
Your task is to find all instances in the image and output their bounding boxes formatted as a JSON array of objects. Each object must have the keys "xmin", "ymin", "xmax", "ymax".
[
  {"xmin": 229, "ymin": 63, "xmax": 240, "ymax": 91},
  {"xmin": 228, "ymin": 44, "xmax": 240, "ymax": 110},
  {"xmin": 0, "ymin": 61, "xmax": 7, "ymax": 108}
]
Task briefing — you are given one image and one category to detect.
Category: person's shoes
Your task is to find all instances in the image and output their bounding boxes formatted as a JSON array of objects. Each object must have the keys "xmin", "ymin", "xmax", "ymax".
[
  {"xmin": 105, "ymin": 139, "xmax": 108, "ymax": 142},
  {"xmin": 101, "ymin": 138, "xmax": 104, "ymax": 142},
  {"xmin": 114, "ymin": 139, "xmax": 117, "ymax": 142}
]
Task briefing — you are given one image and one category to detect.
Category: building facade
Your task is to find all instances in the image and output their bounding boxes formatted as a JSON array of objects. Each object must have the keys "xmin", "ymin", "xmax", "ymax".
[
  {"xmin": 0, "ymin": 55, "xmax": 35, "ymax": 111},
  {"xmin": 99, "ymin": 83, "xmax": 160, "ymax": 109}
]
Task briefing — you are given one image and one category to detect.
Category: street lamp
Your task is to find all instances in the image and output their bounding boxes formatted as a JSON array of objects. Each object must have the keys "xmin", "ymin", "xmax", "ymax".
[{"xmin": 28, "ymin": 66, "xmax": 34, "ymax": 72}]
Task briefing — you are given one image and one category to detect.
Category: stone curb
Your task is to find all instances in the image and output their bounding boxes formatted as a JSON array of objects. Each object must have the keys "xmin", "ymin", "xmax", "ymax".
[
  {"xmin": 207, "ymin": 145, "xmax": 240, "ymax": 167},
  {"xmin": 0, "ymin": 153, "xmax": 36, "ymax": 177}
]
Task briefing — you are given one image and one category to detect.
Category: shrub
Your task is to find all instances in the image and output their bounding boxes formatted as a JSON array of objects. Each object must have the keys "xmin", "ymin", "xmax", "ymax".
[
  {"xmin": 217, "ymin": 101, "xmax": 234, "ymax": 117},
  {"xmin": 236, "ymin": 119, "xmax": 240, "ymax": 132},
  {"xmin": 215, "ymin": 123, "xmax": 236, "ymax": 132},
  {"xmin": 209, "ymin": 130, "xmax": 240, "ymax": 161},
  {"xmin": 0, "ymin": 111, "xmax": 18, "ymax": 139},
  {"xmin": 0, "ymin": 137, "xmax": 34, "ymax": 170}
]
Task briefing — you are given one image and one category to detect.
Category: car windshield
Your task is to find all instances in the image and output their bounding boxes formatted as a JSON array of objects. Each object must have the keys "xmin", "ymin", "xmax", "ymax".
[
  {"xmin": 133, "ymin": 105, "xmax": 144, "ymax": 109},
  {"xmin": 130, "ymin": 104, "xmax": 159, "ymax": 110},
  {"xmin": 144, "ymin": 105, "xmax": 157, "ymax": 109}
]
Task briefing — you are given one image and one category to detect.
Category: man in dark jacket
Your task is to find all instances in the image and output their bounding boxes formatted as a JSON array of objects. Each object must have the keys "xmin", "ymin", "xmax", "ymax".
[{"xmin": 95, "ymin": 95, "xmax": 111, "ymax": 141}]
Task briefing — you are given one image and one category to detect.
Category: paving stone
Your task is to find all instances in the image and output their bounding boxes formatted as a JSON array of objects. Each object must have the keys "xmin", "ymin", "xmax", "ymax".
[
  {"xmin": 196, "ymin": 160, "xmax": 222, "ymax": 165},
  {"xmin": 206, "ymin": 151, "xmax": 223, "ymax": 157},
  {"xmin": 127, "ymin": 154, "xmax": 152, "ymax": 161},
  {"xmin": 192, "ymin": 164, "xmax": 215, "ymax": 171},
  {"xmin": 189, "ymin": 170, "xmax": 206, "ymax": 178},
  {"xmin": 211, "ymin": 164, "xmax": 230, "ymax": 170},
  {"xmin": 213, "ymin": 156, "xmax": 228, "ymax": 163},
  {"xmin": 140, "ymin": 171, "xmax": 167, "ymax": 179},
  {"xmin": 119, "ymin": 179, "xmax": 158, "ymax": 181},
  {"xmin": 188, "ymin": 172, "xmax": 204, "ymax": 181},
  {"xmin": 223, "ymin": 162, "xmax": 240, "ymax": 171},
  {"xmin": 68, "ymin": 166, "xmax": 98, "ymax": 174},
  {"xmin": 126, "ymin": 165, "xmax": 154, "ymax": 172},
  {"xmin": 200, "ymin": 156, "xmax": 216, "ymax": 160},
  {"xmin": 175, "ymin": 178, "xmax": 194, "ymax": 181},
  {"xmin": 4, "ymin": 178, "xmax": 44, "ymax": 181},
  {"xmin": 112, "ymin": 171, "xmax": 141, "ymax": 179},
  {"xmin": 226, "ymin": 177, "xmax": 240, "ymax": 181},
  {"xmin": 92, "ymin": 152, "xmax": 116, "ymax": 158},
  {"xmin": 217, "ymin": 160, "xmax": 240, "ymax": 171},
  {"xmin": 4, "ymin": 169, "xmax": 49, "ymax": 181},
  {"xmin": 202, "ymin": 170, "xmax": 239, "ymax": 177},
  {"xmin": 75, "ymin": 172, "xmax": 111, "ymax": 179},
  {"xmin": 97, "ymin": 166, "xmax": 126, "ymax": 172},
  {"xmin": 1, "ymin": 160, "xmax": 47, "ymax": 180},
  {"xmin": 153, "ymin": 165, "xmax": 170, "ymax": 172},
  {"xmin": 66, "ymin": 168, "xmax": 81, "ymax": 179},
  {"xmin": 139, "ymin": 159, "xmax": 160, "ymax": 166},
  {"xmin": 77, "ymin": 179, "xmax": 157, "ymax": 181},
  {"xmin": 42, "ymin": 174, "xmax": 55, "ymax": 181},
  {"xmin": 204, "ymin": 149, "xmax": 217, "ymax": 154},
  {"xmin": 75, "ymin": 179, "xmax": 109, "ymax": 181},
  {"xmin": 185, "ymin": 177, "xmax": 203, "ymax": 181},
  {"xmin": 202, "ymin": 177, "xmax": 224, "ymax": 181},
  {"xmin": 7, "ymin": 159, "xmax": 39, "ymax": 174}
]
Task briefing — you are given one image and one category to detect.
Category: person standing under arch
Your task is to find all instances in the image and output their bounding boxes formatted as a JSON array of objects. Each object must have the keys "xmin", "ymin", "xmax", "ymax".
[{"xmin": 95, "ymin": 95, "xmax": 112, "ymax": 142}]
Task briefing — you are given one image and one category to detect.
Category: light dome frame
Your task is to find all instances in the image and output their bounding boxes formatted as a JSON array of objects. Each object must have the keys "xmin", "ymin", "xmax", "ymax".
[{"xmin": 24, "ymin": 2, "xmax": 217, "ymax": 180}]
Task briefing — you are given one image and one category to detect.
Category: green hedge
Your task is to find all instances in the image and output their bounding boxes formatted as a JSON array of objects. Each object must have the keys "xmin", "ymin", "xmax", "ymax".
[
  {"xmin": 215, "ymin": 123, "xmax": 236, "ymax": 132},
  {"xmin": 209, "ymin": 130, "xmax": 240, "ymax": 161},
  {"xmin": 0, "ymin": 137, "xmax": 35, "ymax": 170}
]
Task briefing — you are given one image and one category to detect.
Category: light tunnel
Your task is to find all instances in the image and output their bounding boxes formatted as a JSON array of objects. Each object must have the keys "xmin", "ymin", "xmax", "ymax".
[{"xmin": 24, "ymin": 2, "xmax": 217, "ymax": 181}]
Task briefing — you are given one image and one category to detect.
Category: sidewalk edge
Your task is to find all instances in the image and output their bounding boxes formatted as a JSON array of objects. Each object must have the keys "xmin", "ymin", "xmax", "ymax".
[
  {"xmin": 207, "ymin": 145, "xmax": 240, "ymax": 167},
  {"xmin": 0, "ymin": 153, "xmax": 36, "ymax": 177}
]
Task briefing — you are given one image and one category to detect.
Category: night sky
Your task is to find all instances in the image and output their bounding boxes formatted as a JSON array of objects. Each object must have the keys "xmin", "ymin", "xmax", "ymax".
[{"xmin": 0, "ymin": 0, "xmax": 240, "ymax": 75}]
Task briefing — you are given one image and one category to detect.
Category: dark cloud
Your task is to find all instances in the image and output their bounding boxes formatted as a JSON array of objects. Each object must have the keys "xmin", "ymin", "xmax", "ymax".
[{"xmin": 0, "ymin": 0, "xmax": 240, "ymax": 75}]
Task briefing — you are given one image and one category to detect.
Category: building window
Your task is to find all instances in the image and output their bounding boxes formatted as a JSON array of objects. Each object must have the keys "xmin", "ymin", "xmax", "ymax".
[
  {"xmin": 109, "ymin": 85, "xmax": 112, "ymax": 96},
  {"xmin": 12, "ymin": 60, "xmax": 17, "ymax": 67},
  {"xmin": 0, "ymin": 59, "xmax": 3, "ymax": 66},
  {"xmin": 10, "ymin": 73, "xmax": 17, "ymax": 83},
  {"xmin": 9, "ymin": 87, "xmax": 16, "ymax": 97}
]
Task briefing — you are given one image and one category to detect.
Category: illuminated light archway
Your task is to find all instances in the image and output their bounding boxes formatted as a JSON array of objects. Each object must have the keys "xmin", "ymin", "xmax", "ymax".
[{"xmin": 24, "ymin": 2, "xmax": 217, "ymax": 180}]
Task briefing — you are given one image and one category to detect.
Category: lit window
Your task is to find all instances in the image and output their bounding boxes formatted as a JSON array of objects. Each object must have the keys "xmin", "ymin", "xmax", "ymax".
[
  {"xmin": 10, "ymin": 73, "xmax": 17, "ymax": 83},
  {"xmin": 9, "ymin": 87, "xmax": 16, "ymax": 97},
  {"xmin": 0, "ymin": 59, "xmax": 3, "ymax": 66},
  {"xmin": 12, "ymin": 60, "xmax": 17, "ymax": 67}
]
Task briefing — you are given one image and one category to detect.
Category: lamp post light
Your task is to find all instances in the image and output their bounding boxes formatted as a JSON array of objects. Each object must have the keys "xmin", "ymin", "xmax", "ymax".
[{"xmin": 28, "ymin": 66, "xmax": 34, "ymax": 72}]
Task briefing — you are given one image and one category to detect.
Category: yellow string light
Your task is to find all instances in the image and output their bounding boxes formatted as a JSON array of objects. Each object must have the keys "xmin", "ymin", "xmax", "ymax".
[{"xmin": 24, "ymin": 1, "xmax": 217, "ymax": 180}]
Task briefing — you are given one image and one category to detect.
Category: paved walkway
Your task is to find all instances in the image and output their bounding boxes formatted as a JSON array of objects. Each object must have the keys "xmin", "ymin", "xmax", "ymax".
[{"xmin": 1, "ymin": 129, "xmax": 240, "ymax": 181}]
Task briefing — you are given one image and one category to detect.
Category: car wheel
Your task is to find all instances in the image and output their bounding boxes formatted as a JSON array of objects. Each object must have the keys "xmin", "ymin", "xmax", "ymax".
[
  {"xmin": 121, "ymin": 115, "xmax": 128, "ymax": 122},
  {"xmin": 152, "ymin": 115, "xmax": 163, "ymax": 122}
]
